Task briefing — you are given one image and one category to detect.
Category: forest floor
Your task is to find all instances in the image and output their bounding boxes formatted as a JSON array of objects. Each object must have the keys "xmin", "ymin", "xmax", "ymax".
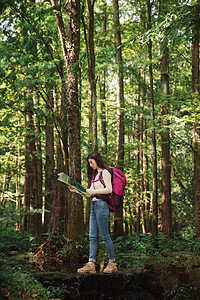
[{"xmin": 1, "ymin": 231, "xmax": 200, "ymax": 299}]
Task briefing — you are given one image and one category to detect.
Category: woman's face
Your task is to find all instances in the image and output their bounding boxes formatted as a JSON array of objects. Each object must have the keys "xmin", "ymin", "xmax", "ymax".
[{"xmin": 88, "ymin": 158, "xmax": 98, "ymax": 170}]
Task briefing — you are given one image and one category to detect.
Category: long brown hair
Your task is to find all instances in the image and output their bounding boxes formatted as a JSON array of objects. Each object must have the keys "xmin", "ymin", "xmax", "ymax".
[{"xmin": 87, "ymin": 151, "xmax": 110, "ymax": 182}]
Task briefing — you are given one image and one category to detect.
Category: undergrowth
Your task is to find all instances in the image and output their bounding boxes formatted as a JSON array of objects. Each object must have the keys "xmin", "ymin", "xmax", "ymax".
[{"xmin": 1, "ymin": 226, "xmax": 200, "ymax": 299}]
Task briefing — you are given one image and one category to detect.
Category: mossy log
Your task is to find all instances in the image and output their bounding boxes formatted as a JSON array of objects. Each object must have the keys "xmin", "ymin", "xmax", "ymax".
[{"xmin": 32, "ymin": 270, "xmax": 164, "ymax": 300}]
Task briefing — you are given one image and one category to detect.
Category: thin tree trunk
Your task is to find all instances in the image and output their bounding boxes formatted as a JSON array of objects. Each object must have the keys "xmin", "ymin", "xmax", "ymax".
[
  {"xmin": 83, "ymin": 0, "xmax": 98, "ymax": 152},
  {"xmin": 33, "ymin": 96, "xmax": 43, "ymax": 237},
  {"xmin": 141, "ymin": 69, "xmax": 151, "ymax": 233},
  {"xmin": 140, "ymin": 100, "xmax": 146, "ymax": 234},
  {"xmin": 113, "ymin": 0, "xmax": 124, "ymax": 238},
  {"xmin": 147, "ymin": 0, "xmax": 158, "ymax": 238},
  {"xmin": 113, "ymin": 0, "xmax": 125, "ymax": 170},
  {"xmin": 143, "ymin": 144, "xmax": 151, "ymax": 232},
  {"xmin": 15, "ymin": 138, "xmax": 21, "ymax": 231},
  {"xmin": 100, "ymin": 0, "xmax": 108, "ymax": 155},
  {"xmin": 136, "ymin": 71, "xmax": 141, "ymax": 234},
  {"xmin": 136, "ymin": 149, "xmax": 140, "ymax": 234},
  {"xmin": 44, "ymin": 91, "xmax": 55, "ymax": 233},
  {"xmin": 159, "ymin": 0, "xmax": 173, "ymax": 239},
  {"xmin": 1, "ymin": 152, "xmax": 11, "ymax": 206},
  {"xmin": 160, "ymin": 41, "xmax": 173, "ymax": 238},
  {"xmin": 23, "ymin": 97, "xmax": 39, "ymax": 235},
  {"xmin": 192, "ymin": 2, "xmax": 200, "ymax": 236}
]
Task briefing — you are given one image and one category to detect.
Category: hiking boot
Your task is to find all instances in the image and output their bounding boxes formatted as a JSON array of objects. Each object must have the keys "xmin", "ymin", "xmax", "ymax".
[
  {"xmin": 77, "ymin": 262, "xmax": 96, "ymax": 274},
  {"xmin": 103, "ymin": 262, "xmax": 118, "ymax": 274}
]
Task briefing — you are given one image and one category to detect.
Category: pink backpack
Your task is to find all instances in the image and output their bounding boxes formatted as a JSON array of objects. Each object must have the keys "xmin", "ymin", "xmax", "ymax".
[{"xmin": 92, "ymin": 168, "xmax": 127, "ymax": 215}]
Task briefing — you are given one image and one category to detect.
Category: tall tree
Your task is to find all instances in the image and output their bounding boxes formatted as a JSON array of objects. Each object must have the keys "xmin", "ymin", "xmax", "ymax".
[
  {"xmin": 192, "ymin": 0, "xmax": 200, "ymax": 237},
  {"xmin": 44, "ymin": 90, "xmax": 55, "ymax": 233},
  {"xmin": 23, "ymin": 95, "xmax": 41, "ymax": 235},
  {"xmin": 99, "ymin": 0, "xmax": 108, "ymax": 155},
  {"xmin": 113, "ymin": 0, "xmax": 124, "ymax": 238},
  {"xmin": 82, "ymin": 0, "xmax": 98, "ymax": 151},
  {"xmin": 147, "ymin": 0, "xmax": 158, "ymax": 238},
  {"xmin": 20, "ymin": 1, "xmax": 43, "ymax": 236},
  {"xmin": 50, "ymin": 0, "xmax": 84, "ymax": 242},
  {"xmin": 136, "ymin": 70, "xmax": 141, "ymax": 234},
  {"xmin": 141, "ymin": 69, "xmax": 151, "ymax": 233},
  {"xmin": 159, "ymin": 0, "xmax": 173, "ymax": 239}
]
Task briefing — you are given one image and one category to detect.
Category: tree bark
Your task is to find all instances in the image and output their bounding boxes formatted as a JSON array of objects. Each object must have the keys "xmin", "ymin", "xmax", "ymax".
[
  {"xmin": 159, "ymin": 0, "xmax": 173, "ymax": 239},
  {"xmin": 99, "ymin": 0, "xmax": 108, "ymax": 155},
  {"xmin": 33, "ymin": 96, "xmax": 43, "ymax": 237},
  {"xmin": 141, "ymin": 70, "xmax": 151, "ymax": 233},
  {"xmin": 50, "ymin": 0, "xmax": 84, "ymax": 242},
  {"xmin": 147, "ymin": 0, "xmax": 158, "ymax": 238},
  {"xmin": 136, "ymin": 71, "xmax": 141, "ymax": 234},
  {"xmin": 192, "ymin": 2, "xmax": 200, "ymax": 236},
  {"xmin": 15, "ymin": 138, "xmax": 21, "ymax": 231},
  {"xmin": 82, "ymin": 0, "xmax": 98, "ymax": 152},
  {"xmin": 113, "ymin": 0, "xmax": 124, "ymax": 238},
  {"xmin": 44, "ymin": 91, "xmax": 55, "ymax": 233},
  {"xmin": 23, "ymin": 96, "xmax": 40, "ymax": 235}
]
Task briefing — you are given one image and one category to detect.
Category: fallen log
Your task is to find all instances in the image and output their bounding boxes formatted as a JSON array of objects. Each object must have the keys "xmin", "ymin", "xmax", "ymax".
[{"xmin": 32, "ymin": 269, "xmax": 164, "ymax": 300}]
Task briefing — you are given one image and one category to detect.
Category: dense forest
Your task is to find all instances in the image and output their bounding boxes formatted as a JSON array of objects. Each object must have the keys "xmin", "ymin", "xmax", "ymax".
[
  {"xmin": 0, "ymin": 0, "xmax": 200, "ymax": 279},
  {"xmin": 1, "ymin": 0, "xmax": 200, "ymax": 240},
  {"xmin": 1, "ymin": 0, "xmax": 200, "ymax": 298},
  {"xmin": 0, "ymin": 0, "xmax": 199, "ymax": 235}
]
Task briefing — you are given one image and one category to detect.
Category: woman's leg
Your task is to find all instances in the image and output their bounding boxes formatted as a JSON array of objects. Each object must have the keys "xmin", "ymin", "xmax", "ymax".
[
  {"xmin": 89, "ymin": 202, "xmax": 99, "ymax": 262},
  {"xmin": 94, "ymin": 200, "xmax": 115, "ymax": 262}
]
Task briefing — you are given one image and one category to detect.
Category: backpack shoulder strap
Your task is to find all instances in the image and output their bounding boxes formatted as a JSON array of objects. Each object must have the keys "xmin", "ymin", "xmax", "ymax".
[
  {"xmin": 92, "ymin": 170, "xmax": 106, "ymax": 188},
  {"xmin": 99, "ymin": 170, "xmax": 106, "ymax": 187}
]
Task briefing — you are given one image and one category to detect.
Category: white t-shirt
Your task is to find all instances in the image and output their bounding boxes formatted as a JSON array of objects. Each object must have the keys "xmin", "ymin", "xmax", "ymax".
[{"xmin": 89, "ymin": 169, "xmax": 112, "ymax": 195}]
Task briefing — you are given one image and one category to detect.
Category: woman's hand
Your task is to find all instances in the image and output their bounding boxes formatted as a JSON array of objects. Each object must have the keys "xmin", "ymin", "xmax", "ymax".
[{"xmin": 69, "ymin": 186, "xmax": 79, "ymax": 194}]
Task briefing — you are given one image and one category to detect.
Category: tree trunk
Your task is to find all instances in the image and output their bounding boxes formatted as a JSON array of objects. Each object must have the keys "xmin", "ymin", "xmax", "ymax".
[
  {"xmin": 52, "ymin": 138, "xmax": 68, "ymax": 235},
  {"xmin": 141, "ymin": 70, "xmax": 151, "ymax": 233},
  {"xmin": 50, "ymin": 0, "xmax": 84, "ymax": 242},
  {"xmin": 160, "ymin": 39, "xmax": 173, "ymax": 238},
  {"xmin": 192, "ymin": 3, "xmax": 200, "ymax": 236},
  {"xmin": 113, "ymin": 0, "xmax": 124, "ymax": 238},
  {"xmin": 83, "ymin": 0, "xmax": 98, "ymax": 152},
  {"xmin": 136, "ymin": 71, "xmax": 141, "ymax": 234},
  {"xmin": 99, "ymin": 0, "xmax": 108, "ymax": 155},
  {"xmin": 23, "ymin": 97, "xmax": 39, "ymax": 235},
  {"xmin": 140, "ymin": 93, "xmax": 145, "ymax": 234},
  {"xmin": 44, "ymin": 91, "xmax": 55, "ymax": 233},
  {"xmin": 33, "ymin": 96, "xmax": 43, "ymax": 237},
  {"xmin": 159, "ymin": 0, "xmax": 173, "ymax": 239},
  {"xmin": 15, "ymin": 138, "xmax": 21, "ymax": 231},
  {"xmin": 147, "ymin": 0, "xmax": 158, "ymax": 238}
]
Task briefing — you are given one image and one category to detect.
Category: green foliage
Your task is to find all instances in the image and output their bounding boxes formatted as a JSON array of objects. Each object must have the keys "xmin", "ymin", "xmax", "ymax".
[
  {"xmin": 0, "ymin": 202, "xmax": 23, "ymax": 228},
  {"xmin": 0, "ymin": 226, "xmax": 35, "ymax": 253},
  {"xmin": 0, "ymin": 258, "xmax": 64, "ymax": 299},
  {"xmin": 164, "ymin": 284, "xmax": 197, "ymax": 300},
  {"xmin": 58, "ymin": 235, "xmax": 89, "ymax": 262}
]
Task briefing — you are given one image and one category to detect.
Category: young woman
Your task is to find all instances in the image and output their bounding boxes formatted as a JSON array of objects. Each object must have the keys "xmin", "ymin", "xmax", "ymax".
[{"xmin": 77, "ymin": 151, "xmax": 118, "ymax": 274}]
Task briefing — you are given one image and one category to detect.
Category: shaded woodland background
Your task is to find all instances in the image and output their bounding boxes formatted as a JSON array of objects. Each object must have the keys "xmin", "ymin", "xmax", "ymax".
[{"xmin": 0, "ymin": 0, "xmax": 200, "ymax": 244}]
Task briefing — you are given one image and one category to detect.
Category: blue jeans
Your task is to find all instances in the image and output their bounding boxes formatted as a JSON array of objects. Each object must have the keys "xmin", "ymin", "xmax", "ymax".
[{"xmin": 89, "ymin": 200, "xmax": 115, "ymax": 262}]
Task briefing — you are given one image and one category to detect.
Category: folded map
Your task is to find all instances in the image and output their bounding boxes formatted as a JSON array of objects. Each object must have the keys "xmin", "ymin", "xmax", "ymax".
[{"xmin": 57, "ymin": 172, "xmax": 89, "ymax": 198}]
